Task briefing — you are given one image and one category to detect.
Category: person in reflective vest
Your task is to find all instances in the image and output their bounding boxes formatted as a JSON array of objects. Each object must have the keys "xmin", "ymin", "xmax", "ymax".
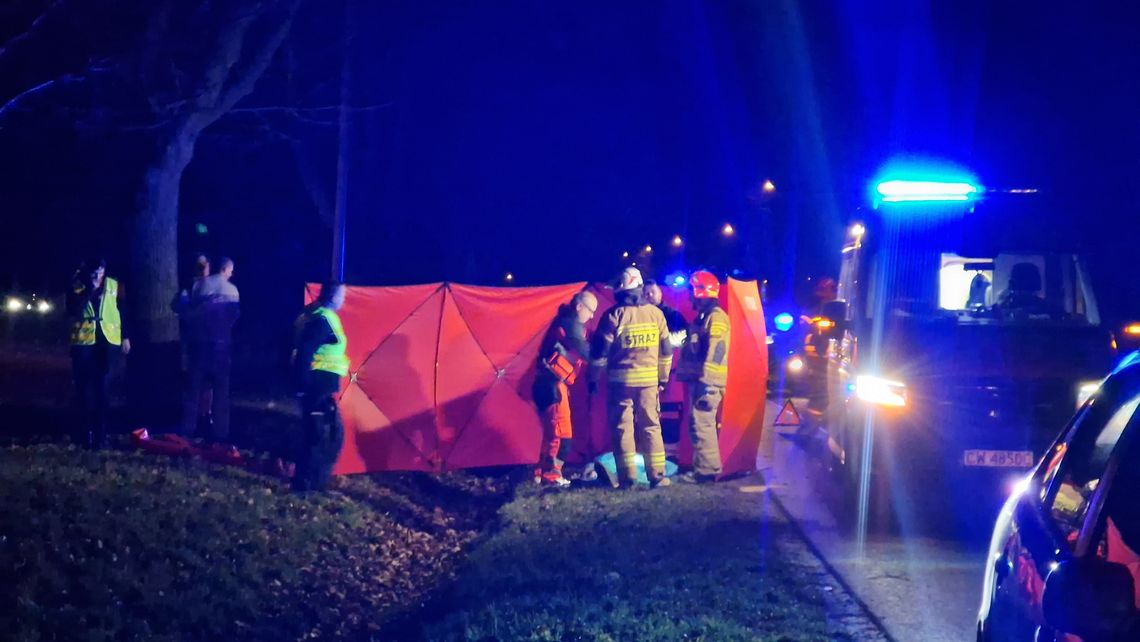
[
  {"xmin": 677, "ymin": 270, "xmax": 729, "ymax": 482},
  {"xmin": 532, "ymin": 290, "xmax": 597, "ymax": 487},
  {"xmin": 291, "ymin": 281, "xmax": 349, "ymax": 492},
  {"xmin": 66, "ymin": 258, "xmax": 131, "ymax": 449},
  {"xmin": 589, "ymin": 267, "xmax": 673, "ymax": 488}
]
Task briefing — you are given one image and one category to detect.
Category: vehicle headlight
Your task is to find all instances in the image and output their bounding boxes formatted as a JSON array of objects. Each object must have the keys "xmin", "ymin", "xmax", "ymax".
[
  {"xmin": 854, "ymin": 375, "xmax": 907, "ymax": 408},
  {"xmin": 36, "ymin": 300, "xmax": 51, "ymax": 314},
  {"xmin": 1076, "ymin": 380, "xmax": 1102, "ymax": 409},
  {"xmin": 787, "ymin": 356, "xmax": 805, "ymax": 372},
  {"xmin": 6, "ymin": 297, "xmax": 24, "ymax": 313}
]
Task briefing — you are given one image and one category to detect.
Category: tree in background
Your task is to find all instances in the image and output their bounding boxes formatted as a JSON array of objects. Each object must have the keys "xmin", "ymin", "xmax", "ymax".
[{"xmin": 1, "ymin": 0, "xmax": 303, "ymax": 343}]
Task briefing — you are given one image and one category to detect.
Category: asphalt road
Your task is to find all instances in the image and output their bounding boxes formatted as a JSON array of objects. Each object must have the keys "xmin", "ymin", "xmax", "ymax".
[{"xmin": 757, "ymin": 399, "xmax": 988, "ymax": 642}]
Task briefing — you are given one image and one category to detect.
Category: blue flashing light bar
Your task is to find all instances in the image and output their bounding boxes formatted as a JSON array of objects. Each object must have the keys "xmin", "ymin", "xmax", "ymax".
[
  {"xmin": 875, "ymin": 179, "xmax": 980, "ymax": 203},
  {"xmin": 773, "ymin": 312, "xmax": 795, "ymax": 332}
]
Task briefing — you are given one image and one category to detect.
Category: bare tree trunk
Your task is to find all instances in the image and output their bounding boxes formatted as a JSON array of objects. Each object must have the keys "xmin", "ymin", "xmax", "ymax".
[{"xmin": 131, "ymin": 128, "xmax": 197, "ymax": 343}]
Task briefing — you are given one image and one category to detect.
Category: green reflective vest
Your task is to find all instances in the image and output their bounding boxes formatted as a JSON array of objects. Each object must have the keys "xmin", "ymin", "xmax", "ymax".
[
  {"xmin": 311, "ymin": 307, "xmax": 349, "ymax": 376},
  {"xmin": 70, "ymin": 277, "xmax": 122, "ymax": 346}
]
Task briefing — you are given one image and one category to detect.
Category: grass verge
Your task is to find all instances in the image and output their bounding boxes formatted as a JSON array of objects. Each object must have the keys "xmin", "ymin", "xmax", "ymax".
[
  {"xmin": 422, "ymin": 476, "xmax": 836, "ymax": 642},
  {"xmin": 0, "ymin": 444, "xmax": 509, "ymax": 642}
]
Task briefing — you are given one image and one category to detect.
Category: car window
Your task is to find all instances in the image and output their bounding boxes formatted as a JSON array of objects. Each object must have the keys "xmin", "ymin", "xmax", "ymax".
[
  {"xmin": 1095, "ymin": 435, "xmax": 1140, "ymax": 608},
  {"xmin": 1043, "ymin": 376, "xmax": 1140, "ymax": 546}
]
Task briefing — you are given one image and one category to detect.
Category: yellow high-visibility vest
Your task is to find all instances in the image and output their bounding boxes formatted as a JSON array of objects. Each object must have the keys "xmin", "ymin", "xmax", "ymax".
[
  {"xmin": 70, "ymin": 277, "xmax": 122, "ymax": 346},
  {"xmin": 310, "ymin": 307, "xmax": 349, "ymax": 376}
]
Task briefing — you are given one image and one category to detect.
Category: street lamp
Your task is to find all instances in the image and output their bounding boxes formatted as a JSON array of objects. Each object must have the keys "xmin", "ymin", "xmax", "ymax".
[
  {"xmin": 762, "ymin": 179, "xmax": 776, "ymax": 193},
  {"xmin": 671, "ymin": 235, "xmax": 683, "ymax": 248},
  {"xmin": 644, "ymin": 244, "xmax": 653, "ymax": 254},
  {"xmin": 849, "ymin": 223, "xmax": 866, "ymax": 239},
  {"xmin": 722, "ymin": 223, "xmax": 735, "ymax": 237},
  {"xmin": 622, "ymin": 251, "xmax": 630, "ymax": 259},
  {"xmin": 504, "ymin": 272, "xmax": 514, "ymax": 284}
]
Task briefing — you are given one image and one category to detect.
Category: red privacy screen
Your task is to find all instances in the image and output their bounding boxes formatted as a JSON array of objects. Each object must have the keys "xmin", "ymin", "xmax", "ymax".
[{"xmin": 304, "ymin": 280, "xmax": 766, "ymax": 476}]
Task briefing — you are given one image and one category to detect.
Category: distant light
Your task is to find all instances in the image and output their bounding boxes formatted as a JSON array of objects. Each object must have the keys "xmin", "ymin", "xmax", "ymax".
[
  {"xmin": 504, "ymin": 272, "xmax": 514, "ymax": 283},
  {"xmin": 1047, "ymin": 561, "xmax": 1060, "ymax": 573},
  {"xmin": 1007, "ymin": 188, "xmax": 1039, "ymax": 194},
  {"xmin": 6, "ymin": 298, "xmax": 23, "ymax": 313},
  {"xmin": 36, "ymin": 300, "xmax": 51, "ymax": 314},
  {"xmin": 787, "ymin": 356, "xmax": 804, "ymax": 373},
  {"xmin": 816, "ymin": 318, "xmax": 835, "ymax": 330},
  {"xmin": 195, "ymin": 223, "xmax": 208, "ymax": 235},
  {"xmin": 1125, "ymin": 323, "xmax": 1140, "ymax": 337},
  {"xmin": 644, "ymin": 245, "xmax": 653, "ymax": 254},
  {"xmin": 774, "ymin": 312, "xmax": 795, "ymax": 332},
  {"xmin": 875, "ymin": 180, "xmax": 979, "ymax": 203},
  {"xmin": 622, "ymin": 251, "xmax": 630, "ymax": 259},
  {"xmin": 849, "ymin": 223, "xmax": 866, "ymax": 239},
  {"xmin": 631, "ymin": 262, "xmax": 637, "ymax": 267},
  {"xmin": 722, "ymin": 223, "xmax": 735, "ymax": 237},
  {"xmin": 672, "ymin": 235, "xmax": 683, "ymax": 248},
  {"xmin": 762, "ymin": 179, "xmax": 776, "ymax": 193}
]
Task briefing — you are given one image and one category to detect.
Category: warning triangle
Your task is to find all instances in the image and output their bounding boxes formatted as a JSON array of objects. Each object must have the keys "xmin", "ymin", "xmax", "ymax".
[{"xmin": 774, "ymin": 399, "xmax": 802, "ymax": 426}]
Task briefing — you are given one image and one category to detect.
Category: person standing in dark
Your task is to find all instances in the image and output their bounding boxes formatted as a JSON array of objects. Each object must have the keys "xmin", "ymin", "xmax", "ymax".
[
  {"xmin": 173, "ymin": 254, "xmax": 212, "ymax": 429},
  {"xmin": 180, "ymin": 257, "xmax": 240, "ymax": 442},
  {"xmin": 290, "ymin": 281, "xmax": 349, "ymax": 492},
  {"xmin": 645, "ymin": 280, "xmax": 689, "ymax": 348},
  {"xmin": 67, "ymin": 258, "xmax": 130, "ymax": 449}
]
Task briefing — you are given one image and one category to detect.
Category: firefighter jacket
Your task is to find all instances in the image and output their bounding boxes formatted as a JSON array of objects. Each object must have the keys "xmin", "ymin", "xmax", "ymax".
[
  {"xmin": 589, "ymin": 302, "xmax": 673, "ymax": 388},
  {"xmin": 678, "ymin": 304, "xmax": 730, "ymax": 386}
]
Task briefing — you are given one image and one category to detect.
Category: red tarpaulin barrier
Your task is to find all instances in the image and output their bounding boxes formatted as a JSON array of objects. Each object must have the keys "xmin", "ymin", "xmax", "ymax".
[{"xmin": 306, "ymin": 280, "xmax": 766, "ymax": 476}]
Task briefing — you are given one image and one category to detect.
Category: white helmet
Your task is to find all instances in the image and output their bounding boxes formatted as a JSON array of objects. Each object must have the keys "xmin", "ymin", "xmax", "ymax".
[{"xmin": 615, "ymin": 267, "xmax": 644, "ymax": 292}]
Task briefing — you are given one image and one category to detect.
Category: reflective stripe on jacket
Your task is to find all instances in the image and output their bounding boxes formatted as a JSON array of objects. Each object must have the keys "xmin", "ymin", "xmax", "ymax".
[
  {"xmin": 678, "ymin": 305, "xmax": 729, "ymax": 386},
  {"xmin": 589, "ymin": 303, "xmax": 672, "ymax": 387}
]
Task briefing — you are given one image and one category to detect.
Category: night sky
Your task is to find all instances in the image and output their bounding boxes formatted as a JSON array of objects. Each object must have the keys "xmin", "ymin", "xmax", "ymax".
[{"xmin": 2, "ymin": 0, "xmax": 1139, "ymax": 327}]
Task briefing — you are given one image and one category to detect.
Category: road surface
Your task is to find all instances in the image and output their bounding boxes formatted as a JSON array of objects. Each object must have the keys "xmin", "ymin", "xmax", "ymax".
[{"xmin": 757, "ymin": 399, "xmax": 987, "ymax": 642}]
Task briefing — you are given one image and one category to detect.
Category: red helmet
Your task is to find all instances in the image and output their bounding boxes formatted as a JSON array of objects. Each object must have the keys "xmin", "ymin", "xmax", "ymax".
[{"xmin": 689, "ymin": 271, "xmax": 720, "ymax": 299}]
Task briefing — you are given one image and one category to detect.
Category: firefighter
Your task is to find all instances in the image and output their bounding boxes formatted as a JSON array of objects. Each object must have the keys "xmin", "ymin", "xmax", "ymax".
[
  {"xmin": 589, "ymin": 267, "xmax": 673, "ymax": 488},
  {"xmin": 67, "ymin": 258, "xmax": 130, "ymax": 449},
  {"xmin": 532, "ymin": 290, "xmax": 598, "ymax": 487},
  {"xmin": 677, "ymin": 270, "xmax": 729, "ymax": 482},
  {"xmin": 802, "ymin": 277, "xmax": 837, "ymax": 423},
  {"xmin": 290, "ymin": 281, "xmax": 349, "ymax": 492}
]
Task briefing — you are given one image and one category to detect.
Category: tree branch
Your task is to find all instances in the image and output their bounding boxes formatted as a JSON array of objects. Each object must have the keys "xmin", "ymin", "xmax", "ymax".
[
  {"xmin": 210, "ymin": 0, "xmax": 303, "ymax": 121},
  {"xmin": 0, "ymin": 0, "xmax": 67, "ymax": 62},
  {"xmin": 0, "ymin": 66, "xmax": 92, "ymax": 123}
]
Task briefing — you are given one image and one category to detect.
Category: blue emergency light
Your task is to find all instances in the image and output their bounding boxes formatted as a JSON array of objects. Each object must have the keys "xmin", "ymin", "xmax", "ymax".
[
  {"xmin": 773, "ymin": 312, "xmax": 795, "ymax": 332},
  {"xmin": 669, "ymin": 273, "xmax": 687, "ymax": 288},
  {"xmin": 875, "ymin": 180, "xmax": 980, "ymax": 203}
]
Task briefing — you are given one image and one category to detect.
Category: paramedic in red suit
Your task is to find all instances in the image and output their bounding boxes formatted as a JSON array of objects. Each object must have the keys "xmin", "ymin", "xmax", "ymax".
[{"xmin": 532, "ymin": 290, "xmax": 598, "ymax": 486}]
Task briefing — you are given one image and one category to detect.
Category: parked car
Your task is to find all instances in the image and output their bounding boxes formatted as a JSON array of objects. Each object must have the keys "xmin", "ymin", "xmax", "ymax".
[{"xmin": 978, "ymin": 352, "xmax": 1140, "ymax": 642}]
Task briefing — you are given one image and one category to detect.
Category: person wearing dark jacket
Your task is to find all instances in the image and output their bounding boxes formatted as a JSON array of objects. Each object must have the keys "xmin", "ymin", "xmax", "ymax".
[
  {"xmin": 179, "ymin": 257, "xmax": 240, "ymax": 441},
  {"xmin": 645, "ymin": 280, "xmax": 688, "ymax": 348},
  {"xmin": 532, "ymin": 290, "xmax": 597, "ymax": 486},
  {"xmin": 290, "ymin": 281, "xmax": 349, "ymax": 492},
  {"xmin": 67, "ymin": 258, "xmax": 130, "ymax": 449}
]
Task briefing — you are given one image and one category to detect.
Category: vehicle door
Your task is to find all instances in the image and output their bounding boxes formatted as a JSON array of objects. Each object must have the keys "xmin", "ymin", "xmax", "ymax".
[{"xmin": 986, "ymin": 367, "xmax": 1140, "ymax": 640}]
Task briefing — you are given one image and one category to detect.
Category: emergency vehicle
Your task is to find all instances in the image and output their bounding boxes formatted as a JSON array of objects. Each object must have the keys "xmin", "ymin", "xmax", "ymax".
[{"xmin": 816, "ymin": 172, "xmax": 1117, "ymax": 530}]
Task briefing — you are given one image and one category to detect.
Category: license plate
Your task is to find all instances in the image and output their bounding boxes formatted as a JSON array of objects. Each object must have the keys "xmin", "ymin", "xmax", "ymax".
[{"xmin": 963, "ymin": 449, "xmax": 1034, "ymax": 468}]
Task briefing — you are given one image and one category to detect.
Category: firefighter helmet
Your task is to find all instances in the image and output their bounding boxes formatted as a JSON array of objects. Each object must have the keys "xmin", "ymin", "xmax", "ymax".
[
  {"xmin": 615, "ymin": 267, "xmax": 644, "ymax": 292},
  {"xmin": 689, "ymin": 271, "xmax": 720, "ymax": 299}
]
